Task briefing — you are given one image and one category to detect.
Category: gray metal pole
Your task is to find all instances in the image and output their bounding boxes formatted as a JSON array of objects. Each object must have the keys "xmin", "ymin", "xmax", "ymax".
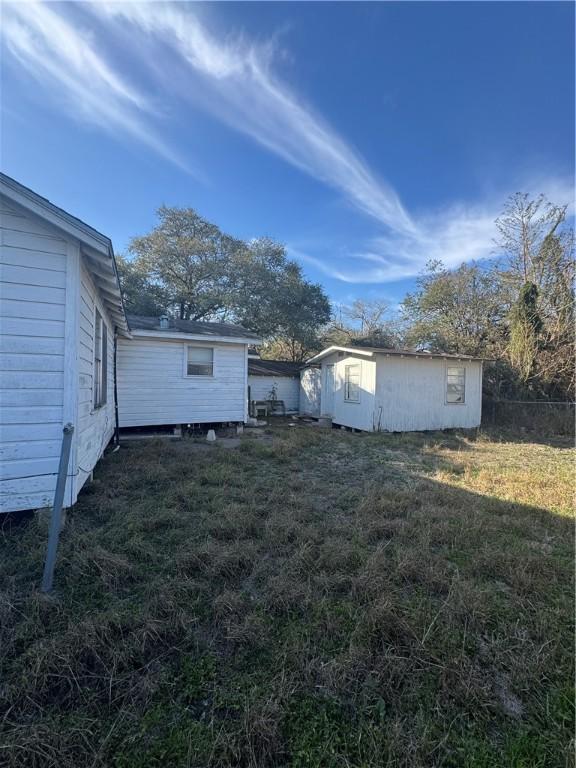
[{"xmin": 41, "ymin": 423, "xmax": 74, "ymax": 593}]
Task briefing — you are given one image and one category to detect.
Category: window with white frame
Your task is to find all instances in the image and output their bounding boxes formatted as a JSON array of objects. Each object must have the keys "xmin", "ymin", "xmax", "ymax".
[
  {"xmin": 187, "ymin": 346, "xmax": 214, "ymax": 376},
  {"xmin": 344, "ymin": 363, "xmax": 361, "ymax": 402},
  {"xmin": 93, "ymin": 309, "xmax": 107, "ymax": 408},
  {"xmin": 446, "ymin": 366, "xmax": 465, "ymax": 404}
]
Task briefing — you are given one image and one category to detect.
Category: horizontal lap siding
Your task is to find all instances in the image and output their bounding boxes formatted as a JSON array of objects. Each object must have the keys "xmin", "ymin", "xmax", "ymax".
[
  {"xmin": 248, "ymin": 375, "xmax": 300, "ymax": 411},
  {"xmin": 375, "ymin": 356, "xmax": 482, "ymax": 431},
  {"xmin": 117, "ymin": 338, "xmax": 246, "ymax": 426},
  {"xmin": 0, "ymin": 199, "xmax": 67, "ymax": 511},
  {"xmin": 76, "ymin": 263, "xmax": 115, "ymax": 495}
]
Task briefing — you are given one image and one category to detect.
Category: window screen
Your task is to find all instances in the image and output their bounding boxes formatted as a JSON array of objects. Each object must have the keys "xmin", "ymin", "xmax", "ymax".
[
  {"xmin": 344, "ymin": 364, "xmax": 360, "ymax": 402},
  {"xmin": 446, "ymin": 366, "xmax": 465, "ymax": 403},
  {"xmin": 187, "ymin": 346, "xmax": 214, "ymax": 376}
]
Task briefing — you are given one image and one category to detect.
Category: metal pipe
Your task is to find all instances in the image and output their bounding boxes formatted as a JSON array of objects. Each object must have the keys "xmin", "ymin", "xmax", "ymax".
[{"xmin": 41, "ymin": 423, "xmax": 74, "ymax": 593}]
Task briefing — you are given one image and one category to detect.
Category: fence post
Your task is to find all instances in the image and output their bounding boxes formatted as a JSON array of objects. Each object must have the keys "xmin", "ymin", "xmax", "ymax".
[{"xmin": 41, "ymin": 423, "xmax": 74, "ymax": 593}]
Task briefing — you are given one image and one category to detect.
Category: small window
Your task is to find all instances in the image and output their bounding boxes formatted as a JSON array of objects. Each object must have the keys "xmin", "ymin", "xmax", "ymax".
[
  {"xmin": 446, "ymin": 366, "xmax": 465, "ymax": 404},
  {"xmin": 94, "ymin": 309, "xmax": 107, "ymax": 408},
  {"xmin": 187, "ymin": 346, "xmax": 213, "ymax": 376},
  {"xmin": 344, "ymin": 364, "xmax": 360, "ymax": 402}
]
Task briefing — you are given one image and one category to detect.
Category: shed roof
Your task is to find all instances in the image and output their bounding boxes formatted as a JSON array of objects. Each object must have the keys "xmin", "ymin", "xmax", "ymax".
[
  {"xmin": 306, "ymin": 345, "xmax": 485, "ymax": 364},
  {"xmin": 0, "ymin": 172, "xmax": 129, "ymax": 335},
  {"xmin": 128, "ymin": 315, "xmax": 260, "ymax": 341},
  {"xmin": 248, "ymin": 359, "xmax": 302, "ymax": 377}
]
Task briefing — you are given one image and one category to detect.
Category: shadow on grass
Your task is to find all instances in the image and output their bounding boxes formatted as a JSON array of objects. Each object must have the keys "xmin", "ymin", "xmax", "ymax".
[{"xmin": 0, "ymin": 428, "xmax": 573, "ymax": 768}]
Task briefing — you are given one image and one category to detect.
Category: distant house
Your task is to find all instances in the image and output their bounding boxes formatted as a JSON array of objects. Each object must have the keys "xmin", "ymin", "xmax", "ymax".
[
  {"xmin": 247, "ymin": 359, "xmax": 301, "ymax": 413},
  {"xmin": 306, "ymin": 345, "xmax": 483, "ymax": 432},
  {"xmin": 0, "ymin": 173, "xmax": 128, "ymax": 513},
  {"xmin": 117, "ymin": 316, "xmax": 260, "ymax": 429}
]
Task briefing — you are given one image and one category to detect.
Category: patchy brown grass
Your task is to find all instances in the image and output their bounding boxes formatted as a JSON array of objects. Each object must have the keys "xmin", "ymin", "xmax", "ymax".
[{"xmin": 0, "ymin": 425, "xmax": 573, "ymax": 768}]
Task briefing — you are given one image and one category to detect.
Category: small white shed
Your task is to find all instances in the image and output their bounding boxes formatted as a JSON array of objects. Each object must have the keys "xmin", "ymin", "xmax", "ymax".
[
  {"xmin": 248, "ymin": 359, "xmax": 301, "ymax": 413},
  {"xmin": 117, "ymin": 316, "xmax": 260, "ymax": 428},
  {"xmin": 306, "ymin": 346, "xmax": 483, "ymax": 432},
  {"xmin": 0, "ymin": 173, "xmax": 129, "ymax": 513}
]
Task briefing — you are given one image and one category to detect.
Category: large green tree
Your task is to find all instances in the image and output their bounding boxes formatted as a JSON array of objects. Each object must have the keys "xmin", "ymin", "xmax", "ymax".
[
  {"xmin": 126, "ymin": 206, "xmax": 244, "ymax": 321},
  {"xmin": 244, "ymin": 240, "xmax": 331, "ymax": 361},
  {"xmin": 119, "ymin": 208, "xmax": 331, "ymax": 360},
  {"xmin": 115, "ymin": 254, "xmax": 170, "ymax": 317},
  {"xmin": 402, "ymin": 261, "xmax": 505, "ymax": 357}
]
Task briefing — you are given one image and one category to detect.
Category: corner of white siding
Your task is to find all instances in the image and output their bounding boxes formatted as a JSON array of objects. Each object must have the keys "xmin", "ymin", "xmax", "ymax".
[{"xmin": 63, "ymin": 240, "xmax": 80, "ymax": 506}]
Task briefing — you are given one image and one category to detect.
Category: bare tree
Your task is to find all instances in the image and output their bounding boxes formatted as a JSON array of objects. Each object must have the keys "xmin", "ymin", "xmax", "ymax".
[{"xmin": 344, "ymin": 299, "xmax": 391, "ymax": 336}]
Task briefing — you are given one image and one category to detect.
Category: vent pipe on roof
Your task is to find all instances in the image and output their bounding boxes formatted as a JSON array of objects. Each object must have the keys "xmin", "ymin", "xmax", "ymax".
[{"xmin": 159, "ymin": 315, "xmax": 170, "ymax": 330}]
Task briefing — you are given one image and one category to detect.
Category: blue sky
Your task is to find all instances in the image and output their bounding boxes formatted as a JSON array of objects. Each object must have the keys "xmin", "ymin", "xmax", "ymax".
[{"xmin": 2, "ymin": 1, "xmax": 574, "ymax": 311}]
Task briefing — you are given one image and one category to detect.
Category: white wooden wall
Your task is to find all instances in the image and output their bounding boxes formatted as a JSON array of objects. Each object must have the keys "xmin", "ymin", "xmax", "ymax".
[
  {"xmin": 316, "ymin": 352, "xmax": 483, "ymax": 432},
  {"xmin": 248, "ymin": 375, "xmax": 300, "ymax": 412},
  {"xmin": 0, "ymin": 198, "xmax": 71, "ymax": 511},
  {"xmin": 321, "ymin": 353, "xmax": 377, "ymax": 431},
  {"xmin": 76, "ymin": 261, "xmax": 115, "ymax": 495},
  {"xmin": 117, "ymin": 337, "xmax": 247, "ymax": 427},
  {"xmin": 374, "ymin": 355, "xmax": 482, "ymax": 431},
  {"xmin": 1, "ymin": 196, "xmax": 118, "ymax": 513},
  {"xmin": 299, "ymin": 367, "xmax": 321, "ymax": 417}
]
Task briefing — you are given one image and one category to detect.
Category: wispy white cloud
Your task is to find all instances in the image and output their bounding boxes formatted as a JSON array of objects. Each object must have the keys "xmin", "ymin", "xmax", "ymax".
[
  {"xmin": 86, "ymin": 3, "xmax": 575, "ymax": 283},
  {"xmin": 1, "ymin": 0, "xmax": 188, "ymax": 169},
  {"xmin": 3, "ymin": 2, "xmax": 572, "ymax": 284},
  {"xmin": 290, "ymin": 175, "xmax": 574, "ymax": 283},
  {"xmin": 89, "ymin": 1, "xmax": 416, "ymax": 238}
]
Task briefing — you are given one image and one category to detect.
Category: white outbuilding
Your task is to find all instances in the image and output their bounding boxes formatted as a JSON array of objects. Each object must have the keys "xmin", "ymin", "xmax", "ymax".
[
  {"xmin": 0, "ymin": 173, "xmax": 128, "ymax": 513},
  {"xmin": 117, "ymin": 315, "xmax": 260, "ymax": 429},
  {"xmin": 247, "ymin": 359, "xmax": 301, "ymax": 414},
  {"xmin": 306, "ymin": 345, "xmax": 483, "ymax": 432}
]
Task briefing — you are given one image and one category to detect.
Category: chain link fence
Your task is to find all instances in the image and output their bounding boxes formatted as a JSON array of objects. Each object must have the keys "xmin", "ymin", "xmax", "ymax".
[{"xmin": 482, "ymin": 400, "xmax": 575, "ymax": 437}]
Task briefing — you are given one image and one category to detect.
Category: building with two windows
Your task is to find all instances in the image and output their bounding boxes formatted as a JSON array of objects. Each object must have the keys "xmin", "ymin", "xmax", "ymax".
[{"xmin": 306, "ymin": 346, "xmax": 483, "ymax": 433}]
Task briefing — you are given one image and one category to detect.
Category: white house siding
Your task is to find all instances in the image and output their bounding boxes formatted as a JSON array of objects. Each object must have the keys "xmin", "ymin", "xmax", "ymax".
[
  {"xmin": 374, "ymin": 355, "xmax": 482, "ymax": 431},
  {"xmin": 248, "ymin": 375, "xmax": 300, "ymax": 412},
  {"xmin": 0, "ymin": 199, "xmax": 71, "ymax": 512},
  {"xmin": 321, "ymin": 353, "xmax": 377, "ymax": 432},
  {"xmin": 299, "ymin": 367, "xmax": 321, "ymax": 417},
  {"xmin": 76, "ymin": 262, "xmax": 115, "ymax": 495},
  {"xmin": 117, "ymin": 337, "xmax": 247, "ymax": 427}
]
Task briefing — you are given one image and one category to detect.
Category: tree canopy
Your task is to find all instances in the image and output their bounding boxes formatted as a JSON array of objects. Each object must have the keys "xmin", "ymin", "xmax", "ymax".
[
  {"xmin": 118, "ymin": 193, "xmax": 573, "ymax": 398},
  {"xmin": 401, "ymin": 193, "xmax": 574, "ymax": 400},
  {"xmin": 119, "ymin": 207, "xmax": 331, "ymax": 360}
]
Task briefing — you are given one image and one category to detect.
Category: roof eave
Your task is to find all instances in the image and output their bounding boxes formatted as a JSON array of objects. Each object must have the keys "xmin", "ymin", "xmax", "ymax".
[
  {"xmin": 0, "ymin": 173, "xmax": 129, "ymax": 333},
  {"xmin": 306, "ymin": 346, "xmax": 375, "ymax": 364},
  {"xmin": 306, "ymin": 345, "xmax": 486, "ymax": 364},
  {"xmin": 130, "ymin": 329, "xmax": 261, "ymax": 345}
]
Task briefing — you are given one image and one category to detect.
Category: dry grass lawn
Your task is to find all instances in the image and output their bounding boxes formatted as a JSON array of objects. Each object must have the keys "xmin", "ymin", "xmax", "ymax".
[{"xmin": 0, "ymin": 424, "xmax": 574, "ymax": 768}]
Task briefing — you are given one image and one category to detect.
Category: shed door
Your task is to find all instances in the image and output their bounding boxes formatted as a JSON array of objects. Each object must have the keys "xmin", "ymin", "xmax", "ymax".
[{"xmin": 323, "ymin": 364, "xmax": 335, "ymax": 416}]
